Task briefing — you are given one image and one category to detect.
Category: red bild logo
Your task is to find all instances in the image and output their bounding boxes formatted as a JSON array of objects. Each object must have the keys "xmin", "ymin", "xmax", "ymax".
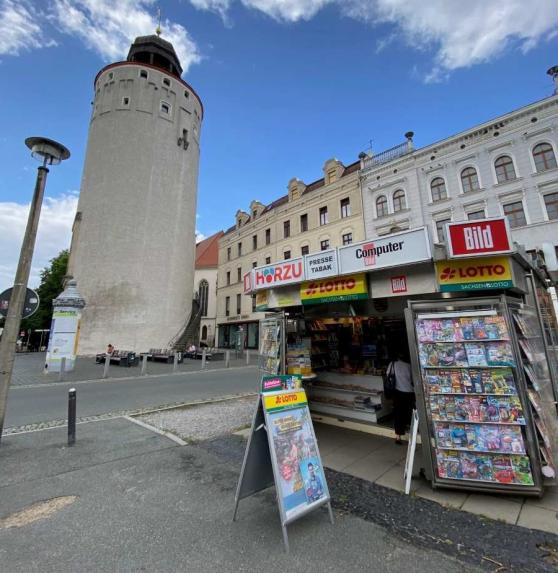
[{"xmin": 448, "ymin": 219, "xmax": 511, "ymax": 257}]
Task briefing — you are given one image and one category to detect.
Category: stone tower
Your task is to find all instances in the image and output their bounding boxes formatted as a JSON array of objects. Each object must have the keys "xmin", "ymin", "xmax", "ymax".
[{"xmin": 68, "ymin": 35, "xmax": 203, "ymax": 354}]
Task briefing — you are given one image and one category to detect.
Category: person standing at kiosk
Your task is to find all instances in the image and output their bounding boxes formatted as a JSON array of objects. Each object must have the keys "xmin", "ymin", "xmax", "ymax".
[{"xmin": 390, "ymin": 352, "xmax": 415, "ymax": 445}]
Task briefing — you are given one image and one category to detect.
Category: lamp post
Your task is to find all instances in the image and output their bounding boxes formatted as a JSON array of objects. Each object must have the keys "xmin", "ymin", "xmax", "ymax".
[{"xmin": 0, "ymin": 137, "xmax": 70, "ymax": 443}]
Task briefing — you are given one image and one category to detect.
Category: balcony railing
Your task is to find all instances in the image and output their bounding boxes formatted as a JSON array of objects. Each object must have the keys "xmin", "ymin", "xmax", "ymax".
[{"xmin": 361, "ymin": 140, "xmax": 413, "ymax": 171}]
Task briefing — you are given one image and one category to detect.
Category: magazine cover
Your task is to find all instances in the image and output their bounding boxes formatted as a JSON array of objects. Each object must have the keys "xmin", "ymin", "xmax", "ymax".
[
  {"xmin": 467, "ymin": 370, "xmax": 484, "ymax": 393},
  {"xmin": 449, "ymin": 423, "xmax": 468, "ymax": 448},
  {"xmin": 464, "ymin": 343, "xmax": 488, "ymax": 367},
  {"xmin": 419, "ymin": 343, "xmax": 459, "ymax": 367},
  {"xmin": 473, "ymin": 453, "xmax": 494, "ymax": 481},
  {"xmin": 435, "ymin": 423, "xmax": 453, "ymax": 448},
  {"xmin": 460, "ymin": 452, "xmax": 480, "ymax": 480},
  {"xmin": 486, "ymin": 342, "xmax": 515, "ymax": 366},
  {"xmin": 436, "ymin": 450, "xmax": 462, "ymax": 479},
  {"xmin": 299, "ymin": 457, "xmax": 325, "ymax": 503},
  {"xmin": 510, "ymin": 455, "xmax": 534, "ymax": 485},
  {"xmin": 499, "ymin": 426, "xmax": 525, "ymax": 454},
  {"xmin": 492, "ymin": 455, "xmax": 515, "ymax": 484},
  {"xmin": 477, "ymin": 425, "xmax": 501, "ymax": 451},
  {"xmin": 460, "ymin": 318, "xmax": 475, "ymax": 340},
  {"xmin": 472, "ymin": 318, "xmax": 489, "ymax": 340}
]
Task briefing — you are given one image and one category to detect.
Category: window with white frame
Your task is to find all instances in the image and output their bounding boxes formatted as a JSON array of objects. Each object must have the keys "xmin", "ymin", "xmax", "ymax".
[
  {"xmin": 533, "ymin": 143, "xmax": 557, "ymax": 173},
  {"xmin": 467, "ymin": 210, "xmax": 486, "ymax": 220},
  {"xmin": 503, "ymin": 200, "xmax": 527, "ymax": 228},
  {"xmin": 461, "ymin": 167, "xmax": 480, "ymax": 193},
  {"xmin": 393, "ymin": 189, "xmax": 406, "ymax": 212},
  {"xmin": 430, "ymin": 177, "xmax": 447, "ymax": 202},
  {"xmin": 340, "ymin": 197, "xmax": 351, "ymax": 218},
  {"xmin": 160, "ymin": 101, "xmax": 171, "ymax": 114},
  {"xmin": 494, "ymin": 155, "xmax": 516, "ymax": 183},
  {"xmin": 435, "ymin": 218, "xmax": 451, "ymax": 242},
  {"xmin": 376, "ymin": 195, "xmax": 388, "ymax": 217},
  {"xmin": 319, "ymin": 206, "xmax": 328, "ymax": 226},
  {"xmin": 544, "ymin": 192, "xmax": 558, "ymax": 220}
]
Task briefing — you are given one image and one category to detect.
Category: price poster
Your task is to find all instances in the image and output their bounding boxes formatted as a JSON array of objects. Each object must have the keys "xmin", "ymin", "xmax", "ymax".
[{"xmin": 233, "ymin": 384, "xmax": 333, "ymax": 551}]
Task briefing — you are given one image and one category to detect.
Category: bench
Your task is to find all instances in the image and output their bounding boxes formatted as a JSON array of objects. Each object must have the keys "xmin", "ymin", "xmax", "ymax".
[
  {"xmin": 141, "ymin": 349, "xmax": 183, "ymax": 364},
  {"xmin": 95, "ymin": 350, "xmax": 138, "ymax": 367}
]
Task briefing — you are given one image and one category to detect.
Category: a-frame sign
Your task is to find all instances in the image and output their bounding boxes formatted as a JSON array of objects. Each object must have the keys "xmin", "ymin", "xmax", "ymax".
[{"xmin": 233, "ymin": 375, "xmax": 334, "ymax": 552}]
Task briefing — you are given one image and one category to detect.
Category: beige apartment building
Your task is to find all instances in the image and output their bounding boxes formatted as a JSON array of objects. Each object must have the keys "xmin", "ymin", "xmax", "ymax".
[{"xmin": 216, "ymin": 158, "xmax": 364, "ymax": 348}]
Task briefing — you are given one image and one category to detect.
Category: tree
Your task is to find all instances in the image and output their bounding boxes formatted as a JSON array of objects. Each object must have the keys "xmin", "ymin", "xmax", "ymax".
[{"xmin": 20, "ymin": 250, "xmax": 69, "ymax": 332}]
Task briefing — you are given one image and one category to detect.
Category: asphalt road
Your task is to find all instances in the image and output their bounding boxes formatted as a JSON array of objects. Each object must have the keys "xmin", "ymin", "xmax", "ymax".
[{"xmin": 5, "ymin": 366, "xmax": 261, "ymax": 428}]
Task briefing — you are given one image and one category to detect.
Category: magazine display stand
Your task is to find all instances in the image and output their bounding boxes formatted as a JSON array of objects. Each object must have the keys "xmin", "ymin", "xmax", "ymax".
[
  {"xmin": 259, "ymin": 314, "xmax": 285, "ymax": 375},
  {"xmin": 406, "ymin": 296, "xmax": 558, "ymax": 496}
]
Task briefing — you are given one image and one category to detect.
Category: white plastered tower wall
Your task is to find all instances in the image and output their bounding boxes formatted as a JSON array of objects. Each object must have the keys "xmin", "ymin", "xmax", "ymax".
[{"xmin": 68, "ymin": 36, "xmax": 203, "ymax": 354}]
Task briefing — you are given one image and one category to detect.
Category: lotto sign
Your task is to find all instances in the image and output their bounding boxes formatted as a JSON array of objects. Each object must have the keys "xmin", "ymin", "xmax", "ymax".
[
  {"xmin": 300, "ymin": 273, "xmax": 368, "ymax": 305},
  {"xmin": 436, "ymin": 256, "xmax": 513, "ymax": 292},
  {"xmin": 263, "ymin": 390, "xmax": 308, "ymax": 412},
  {"xmin": 447, "ymin": 218, "xmax": 512, "ymax": 258},
  {"xmin": 391, "ymin": 276, "xmax": 407, "ymax": 294}
]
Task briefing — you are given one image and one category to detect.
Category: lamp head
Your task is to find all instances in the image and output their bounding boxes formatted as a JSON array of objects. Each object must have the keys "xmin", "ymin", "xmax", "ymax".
[{"xmin": 25, "ymin": 137, "xmax": 70, "ymax": 166}]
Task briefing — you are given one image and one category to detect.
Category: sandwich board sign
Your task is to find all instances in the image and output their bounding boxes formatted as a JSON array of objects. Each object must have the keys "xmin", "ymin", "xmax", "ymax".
[{"xmin": 233, "ymin": 375, "xmax": 334, "ymax": 552}]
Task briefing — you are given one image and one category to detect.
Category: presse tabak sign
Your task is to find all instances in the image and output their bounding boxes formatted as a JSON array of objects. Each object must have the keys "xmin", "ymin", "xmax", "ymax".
[
  {"xmin": 446, "ymin": 218, "xmax": 512, "ymax": 258},
  {"xmin": 338, "ymin": 228, "xmax": 431, "ymax": 275}
]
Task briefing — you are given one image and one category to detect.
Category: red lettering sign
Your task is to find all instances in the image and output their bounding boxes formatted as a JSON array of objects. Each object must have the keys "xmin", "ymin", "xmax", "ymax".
[
  {"xmin": 391, "ymin": 276, "xmax": 407, "ymax": 293},
  {"xmin": 447, "ymin": 218, "xmax": 512, "ymax": 258},
  {"xmin": 253, "ymin": 259, "xmax": 304, "ymax": 290}
]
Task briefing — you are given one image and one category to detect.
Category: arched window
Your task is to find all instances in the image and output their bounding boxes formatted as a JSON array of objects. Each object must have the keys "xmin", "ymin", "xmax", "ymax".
[
  {"xmin": 198, "ymin": 279, "xmax": 209, "ymax": 317},
  {"xmin": 430, "ymin": 177, "xmax": 447, "ymax": 202},
  {"xmin": 393, "ymin": 189, "xmax": 406, "ymax": 212},
  {"xmin": 494, "ymin": 155, "xmax": 516, "ymax": 183},
  {"xmin": 461, "ymin": 167, "xmax": 480, "ymax": 193},
  {"xmin": 201, "ymin": 325, "xmax": 208, "ymax": 340},
  {"xmin": 533, "ymin": 143, "xmax": 557, "ymax": 172},
  {"xmin": 376, "ymin": 195, "xmax": 388, "ymax": 217}
]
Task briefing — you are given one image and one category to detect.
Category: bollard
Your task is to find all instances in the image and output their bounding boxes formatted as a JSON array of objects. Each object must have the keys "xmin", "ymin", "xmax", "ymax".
[
  {"xmin": 173, "ymin": 352, "xmax": 179, "ymax": 373},
  {"xmin": 246, "ymin": 349, "xmax": 250, "ymax": 365},
  {"xmin": 225, "ymin": 350, "xmax": 230, "ymax": 368},
  {"xmin": 201, "ymin": 348, "xmax": 207, "ymax": 370},
  {"xmin": 59, "ymin": 357, "xmax": 66, "ymax": 382},
  {"xmin": 102, "ymin": 354, "xmax": 110, "ymax": 379},
  {"xmin": 141, "ymin": 354, "xmax": 147, "ymax": 376},
  {"xmin": 68, "ymin": 388, "xmax": 76, "ymax": 446}
]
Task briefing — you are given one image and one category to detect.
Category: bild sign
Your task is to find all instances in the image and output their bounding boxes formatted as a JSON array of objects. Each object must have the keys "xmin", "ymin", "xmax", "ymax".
[
  {"xmin": 338, "ymin": 228, "xmax": 431, "ymax": 275},
  {"xmin": 446, "ymin": 218, "xmax": 512, "ymax": 258},
  {"xmin": 435, "ymin": 256, "xmax": 513, "ymax": 292}
]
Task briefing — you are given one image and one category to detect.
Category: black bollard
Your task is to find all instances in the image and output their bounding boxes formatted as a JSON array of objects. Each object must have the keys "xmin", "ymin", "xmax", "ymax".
[{"xmin": 68, "ymin": 388, "xmax": 76, "ymax": 446}]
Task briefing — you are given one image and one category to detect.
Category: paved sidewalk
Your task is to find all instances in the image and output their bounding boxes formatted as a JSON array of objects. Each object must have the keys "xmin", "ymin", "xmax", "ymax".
[
  {"xmin": 11, "ymin": 351, "xmax": 256, "ymax": 386},
  {"xmin": 0, "ymin": 419, "xmax": 484, "ymax": 573}
]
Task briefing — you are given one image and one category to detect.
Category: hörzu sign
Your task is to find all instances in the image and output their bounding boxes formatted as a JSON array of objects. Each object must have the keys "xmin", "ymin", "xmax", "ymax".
[
  {"xmin": 338, "ymin": 228, "xmax": 431, "ymax": 275},
  {"xmin": 436, "ymin": 256, "xmax": 513, "ymax": 292},
  {"xmin": 300, "ymin": 273, "xmax": 368, "ymax": 305},
  {"xmin": 252, "ymin": 258, "xmax": 304, "ymax": 291},
  {"xmin": 304, "ymin": 249, "xmax": 339, "ymax": 280},
  {"xmin": 446, "ymin": 218, "xmax": 512, "ymax": 258}
]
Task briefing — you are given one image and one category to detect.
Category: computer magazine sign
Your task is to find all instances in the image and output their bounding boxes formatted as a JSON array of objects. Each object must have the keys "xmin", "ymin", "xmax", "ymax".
[
  {"xmin": 446, "ymin": 218, "xmax": 512, "ymax": 258},
  {"xmin": 338, "ymin": 227, "xmax": 431, "ymax": 275}
]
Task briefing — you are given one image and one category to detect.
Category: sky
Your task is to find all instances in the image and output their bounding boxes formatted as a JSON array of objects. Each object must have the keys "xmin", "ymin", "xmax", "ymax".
[{"xmin": 1, "ymin": 0, "xmax": 558, "ymax": 292}]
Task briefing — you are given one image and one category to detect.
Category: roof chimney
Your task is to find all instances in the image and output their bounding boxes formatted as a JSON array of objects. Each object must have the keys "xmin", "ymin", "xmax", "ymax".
[{"xmin": 547, "ymin": 66, "xmax": 558, "ymax": 95}]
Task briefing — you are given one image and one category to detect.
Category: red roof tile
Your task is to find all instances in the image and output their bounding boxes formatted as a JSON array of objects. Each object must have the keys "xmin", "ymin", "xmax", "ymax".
[{"xmin": 195, "ymin": 231, "xmax": 224, "ymax": 268}]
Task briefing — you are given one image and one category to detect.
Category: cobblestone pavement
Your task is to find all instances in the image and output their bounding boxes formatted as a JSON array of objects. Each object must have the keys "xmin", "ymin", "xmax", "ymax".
[{"xmin": 11, "ymin": 351, "xmax": 257, "ymax": 386}]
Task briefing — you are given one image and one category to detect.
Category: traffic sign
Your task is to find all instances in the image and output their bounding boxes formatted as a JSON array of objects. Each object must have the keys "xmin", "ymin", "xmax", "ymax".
[{"xmin": 0, "ymin": 287, "xmax": 40, "ymax": 319}]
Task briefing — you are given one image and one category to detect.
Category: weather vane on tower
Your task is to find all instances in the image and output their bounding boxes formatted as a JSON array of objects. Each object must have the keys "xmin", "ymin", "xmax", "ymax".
[{"xmin": 156, "ymin": 6, "xmax": 162, "ymax": 36}]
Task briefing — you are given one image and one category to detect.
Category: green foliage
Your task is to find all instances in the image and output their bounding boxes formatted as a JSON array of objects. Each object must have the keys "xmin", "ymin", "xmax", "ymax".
[{"xmin": 21, "ymin": 249, "xmax": 69, "ymax": 331}]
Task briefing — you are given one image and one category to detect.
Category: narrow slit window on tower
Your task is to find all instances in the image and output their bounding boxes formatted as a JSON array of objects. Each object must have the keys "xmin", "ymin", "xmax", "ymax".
[
  {"xmin": 163, "ymin": 78, "xmax": 170, "ymax": 87},
  {"xmin": 108, "ymin": 72, "xmax": 114, "ymax": 80},
  {"xmin": 122, "ymin": 97, "xmax": 130, "ymax": 106},
  {"xmin": 139, "ymin": 70, "xmax": 148, "ymax": 79},
  {"xmin": 160, "ymin": 101, "xmax": 171, "ymax": 115},
  {"xmin": 184, "ymin": 90, "xmax": 190, "ymax": 99}
]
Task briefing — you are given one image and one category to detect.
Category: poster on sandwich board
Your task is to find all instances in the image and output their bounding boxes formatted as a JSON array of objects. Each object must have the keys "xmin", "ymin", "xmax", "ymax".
[{"xmin": 233, "ymin": 376, "xmax": 333, "ymax": 551}]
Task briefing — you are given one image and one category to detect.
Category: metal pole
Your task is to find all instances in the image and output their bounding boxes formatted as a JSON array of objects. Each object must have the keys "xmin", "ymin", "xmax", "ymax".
[
  {"xmin": 59, "ymin": 357, "xmax": 66, "ymax": 382},
  {"xmin": 173, "ymin": 352, "xmax": 179, "ymax": 373},
  {"xmin": 246, "ymin": 349, "xmax": 250, "ymax": 365},
  {"xmin": 225, "ymin": 350, "xmax": 230, "ymax": 368},
  {"xmin": 201, "ymin": 348, "xmax": 207, "ymax": 369},
  {"xmin": 39, "ymin": 330, "xmax": 44, "ymax": 351},
  {"xmin": 68, "ymin": 388, "xmax": 76, "ymax": 446},
  {"xmin": 102, "ymin": 354, "xmax": 110, "ymax": 379},
  {"xmin": 0, "ymin": 164, "xmax": 49, "ymax": 443},
  {"xmin": 141, "ymin": 354, "xmax": 147, "ymax": 376}
]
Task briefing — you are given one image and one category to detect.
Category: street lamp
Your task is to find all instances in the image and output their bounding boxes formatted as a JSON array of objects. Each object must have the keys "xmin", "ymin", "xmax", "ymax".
[{"xmin": 0, "ymin": 137, "xmax": 70, "ymax": 443}]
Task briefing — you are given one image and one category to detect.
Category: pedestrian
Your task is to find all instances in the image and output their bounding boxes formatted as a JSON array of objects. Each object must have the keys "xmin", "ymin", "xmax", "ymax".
[
  {"xmin": 106, "ymin": 343, "xmax": 114, "ymax": 356},
  {"xmin": 388, "ymin": 351, "xmax": 415, "ymax": 445}
]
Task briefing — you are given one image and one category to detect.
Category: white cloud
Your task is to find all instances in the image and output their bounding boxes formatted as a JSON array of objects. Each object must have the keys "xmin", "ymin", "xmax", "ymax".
[
  {"xmin": 195, "ymin": 230, "xmax": 207, "ymax": 242},
  {"xmin": 192, "ymin": 0, "xmax": 558, "ymax": 78},
  {"xmin": 50, "ymin": 0, "xmax": 201, "ymax": 72},
  {"xmin": 0, "ymin": 0, "xmax": 56, "ymax": 55},
  {"xmin": 0, "ymin": 194, "xmax": 77, "ymax": 292}
]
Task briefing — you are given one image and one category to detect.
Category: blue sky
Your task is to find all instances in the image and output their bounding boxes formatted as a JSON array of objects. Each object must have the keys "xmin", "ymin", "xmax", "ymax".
[{"xmin": 1, "ymin": 0, "xmax": 558, "ymax": 291}]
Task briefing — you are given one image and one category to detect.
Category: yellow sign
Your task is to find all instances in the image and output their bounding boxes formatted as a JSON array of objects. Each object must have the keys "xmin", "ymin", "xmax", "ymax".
[
  {"xmin": 436, "ymin": 256, "xmax": 513, "ymax": 292},
  {"xmin": 263, "ymin": 390, "xmax": 308, "ymax": 412},
  {"xmin": 300, "ymin": 273, "xmax": 368, "ymax": 305}
]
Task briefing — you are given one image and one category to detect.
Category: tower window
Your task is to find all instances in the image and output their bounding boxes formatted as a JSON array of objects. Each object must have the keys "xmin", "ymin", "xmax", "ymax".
[
  {"xmin": 108, "ymin": 72, "xmax": 114, "ymax": 80},
  {"xmin": 184, "ymin": 90, "xmax": 190, "ymax": 99},
  {"xmin": 139, "ymin": 70, "xmax": 148, "ymax": 79},
  {"xmin": 163, "ymin": 78, "xmax": 170, "ymax": 87},
  {"xmin": 121, "ymin": 97, "xmax": 130, "ymax": 106},
  {"xmin": 160, "ymin": 101, "xmax": 171, "ymax": 115}
]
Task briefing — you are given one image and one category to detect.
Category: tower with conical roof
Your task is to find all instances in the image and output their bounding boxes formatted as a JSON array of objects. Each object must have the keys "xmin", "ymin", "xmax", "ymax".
[{"xmin": 68, "ymin": 34, "xmax": 203, "ymax": 354}]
